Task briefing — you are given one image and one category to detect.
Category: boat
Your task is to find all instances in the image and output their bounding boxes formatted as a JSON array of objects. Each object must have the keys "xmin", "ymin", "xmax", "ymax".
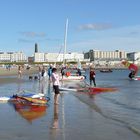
[
  {"xmin": 0, "ymin": 90, "xmax": 50, "ymax": 103},
  {"xmin": 132, "ymin": 76, "xmax": 140, "ymax": 81},
  {"xmin": 60, "ymin": 75, "xmax": 85, "ymax": 81},
  {"xmin": 59, "ymin": 86, "xmax": 117, "ymax": 94},
  {"xmin": 11, "ymin": 95, "xmax": 49, "ymax": 104},
  {"xmin": 100, "ymin": 69, "xmax": 113, "ymax": 73},
  {"xmin": 60, "ymin": 67, "xmax": 85, "ymax": 81}
]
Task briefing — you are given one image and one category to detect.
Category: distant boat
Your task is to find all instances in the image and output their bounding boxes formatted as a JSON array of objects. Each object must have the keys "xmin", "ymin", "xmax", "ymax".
[{"xmin": 100, "ymin": 69, "xmax": 113, "ymax": 73}]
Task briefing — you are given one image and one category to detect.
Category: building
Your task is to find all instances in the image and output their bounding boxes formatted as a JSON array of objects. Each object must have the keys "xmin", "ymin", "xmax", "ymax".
[
  {"xmin": 35, "ymin": 43, "xmax": 38, "ymax": 53},
  {"xmin": 45, "ymin": 52, "xmax": 85, "ymax": 63},
  {"xmin": 34, "ymin": 52, "xmax": 45, "ymax": 62},
  {"xmin": 44, "ymin": 53, "xmax": 62, "ymax": 62},
  {"xmin": 28, "ymin": 57, "xmax": 34, "ymax": 63},
  {"xmin": 84, "ymin": 50, "xmax": 127, "ymax": 66},
  {"xmin": 127, "ymin": 52, "xmax": 140, "ymax": 64},
  {"xmin": 34, "ymin": 52, "xmax": 85, "ymax": 63},
  {"xmin": 11, "ymin": 52, "xmax": 27, "ymax": 62},
  {"xmin": 0, "ymin": 52, "xmax": 27, "ymax": 62},
  {"xmin": 0, "ymin": 52, "xmax": 11, "ymax": 62}
]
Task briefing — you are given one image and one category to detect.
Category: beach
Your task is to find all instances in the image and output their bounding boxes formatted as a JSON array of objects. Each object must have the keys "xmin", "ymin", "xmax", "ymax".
[
  {"xmin": 0, "ymin": 66, "xmax": 38, "ymax": 76},
  {"xmin": 0, "ymin": 70, "xmax": 140, "ymax": 140},
  {"xmin": 0, "ymin": 66, "xmax": 39, "ymax": 84}
]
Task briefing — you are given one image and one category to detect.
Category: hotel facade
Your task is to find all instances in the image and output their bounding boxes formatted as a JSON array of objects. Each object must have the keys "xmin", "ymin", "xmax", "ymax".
[
  {"xmin": 34, "ymin": 52, "xmax": 86, "ymax": 63},
  {"xmin": 0, "ymin": 52, "xmax": 27, "ymax": 62},
  {"xmin": 84, "ymin": 50, "xmax": 127, "ymax": 65}
]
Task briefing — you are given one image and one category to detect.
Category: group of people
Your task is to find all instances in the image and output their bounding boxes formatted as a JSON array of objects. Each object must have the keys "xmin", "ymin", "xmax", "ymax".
[{"xmin": 52, "ymin": 66, "xmax": 98, "ymax": 104}]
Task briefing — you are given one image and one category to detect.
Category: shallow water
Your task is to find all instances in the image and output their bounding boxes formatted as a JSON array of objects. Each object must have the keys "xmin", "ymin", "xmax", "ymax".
[{"xmin": 0, "ymin": 70, "xmax": 140, "ymax": 140}]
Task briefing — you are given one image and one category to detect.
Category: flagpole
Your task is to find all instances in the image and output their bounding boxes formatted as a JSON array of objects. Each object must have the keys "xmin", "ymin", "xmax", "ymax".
[{"xmin": 63, "ymin": 18, "xmax": 68, "ymax": 66}]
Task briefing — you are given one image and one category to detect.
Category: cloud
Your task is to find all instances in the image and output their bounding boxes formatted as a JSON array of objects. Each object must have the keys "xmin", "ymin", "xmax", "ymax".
[
  {"xmin": 77, "ymin": 23, "xmax": 112, "ymax": 31},
  {"xmin": 18, "ymin": 38, "xmax": 34, "ymax": 43},
  {"xmin": 44, "ymin": 38, "xmax": 62, "ymax": 42},
  {"xmin": 19, "ymin": 31, "xmax": 46, "ymax": 38},
  {"xmin": 18, "ymin": 38, "xmax": 61, "ymax": 43}
]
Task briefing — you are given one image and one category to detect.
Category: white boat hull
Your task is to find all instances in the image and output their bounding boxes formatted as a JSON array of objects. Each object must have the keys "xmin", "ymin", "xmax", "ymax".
[{"xmin": 60, "ymin": 75, "xmax": 85, "ymax": 81}]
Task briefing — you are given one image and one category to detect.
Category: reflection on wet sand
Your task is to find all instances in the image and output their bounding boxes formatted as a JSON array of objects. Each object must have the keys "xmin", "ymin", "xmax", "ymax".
[
  {"xmin": 52, "ymin": 104, "xmax": 59, "ymax": 129},
  {"xmin": 50, "ymin": 92, "xmax": 66, "ymax": 140},
  {"xmin": 10, "ymin": 102, "xmax": 47, "ymax": 123}
]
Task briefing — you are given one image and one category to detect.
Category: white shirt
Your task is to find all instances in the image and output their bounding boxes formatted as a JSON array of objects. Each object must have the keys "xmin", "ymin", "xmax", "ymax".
[{"xmin": 51, "ymin": 72, "xmax": 60, "ymax": 86}]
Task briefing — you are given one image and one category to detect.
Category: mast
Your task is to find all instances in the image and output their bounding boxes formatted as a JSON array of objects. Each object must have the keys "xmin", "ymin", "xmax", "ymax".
[{"xmin": 63, "ymin": 18, "xmax": 68, "ymax": 65}]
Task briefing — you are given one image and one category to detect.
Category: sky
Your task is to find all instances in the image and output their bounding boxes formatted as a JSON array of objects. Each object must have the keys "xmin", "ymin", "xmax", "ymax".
[{"xmin": 0, "ymin": 0, "xmax": 140, "ymax": 56}]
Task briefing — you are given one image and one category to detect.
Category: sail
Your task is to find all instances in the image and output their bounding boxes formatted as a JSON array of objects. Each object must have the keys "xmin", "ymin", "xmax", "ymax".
[{"xmin": 122, "ymin": 60, "xmax": 138, "ymax": 75}]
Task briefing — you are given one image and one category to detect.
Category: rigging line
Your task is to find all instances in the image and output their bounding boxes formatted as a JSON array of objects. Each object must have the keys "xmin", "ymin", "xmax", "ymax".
[{"xmin": 55, "ymin": 45, "xmax": 63, "ymax": 59}]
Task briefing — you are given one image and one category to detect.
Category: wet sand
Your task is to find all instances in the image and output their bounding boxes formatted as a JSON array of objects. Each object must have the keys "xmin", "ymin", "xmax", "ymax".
[
  {"xmin": 0, "ymin": 67, "xmax": 39, "ymax": 85},
  {"xmin": 0, "ymin": 72, "xmax": 140, "ymax": 140},
  {"xmin": 0, "ymin": 77, "xmax": 27, "ymax": 85},
  {"xmin": 0, "ymin": 67, "xmax": 38, "ymax": 76}
]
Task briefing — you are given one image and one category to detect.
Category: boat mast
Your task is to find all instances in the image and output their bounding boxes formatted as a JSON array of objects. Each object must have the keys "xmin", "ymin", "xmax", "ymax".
[{"xmin": 63, "ymin": 18, "xmax": 68, "ymax": 66}]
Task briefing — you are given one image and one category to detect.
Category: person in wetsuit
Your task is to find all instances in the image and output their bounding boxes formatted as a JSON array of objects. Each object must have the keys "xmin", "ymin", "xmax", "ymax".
[
  {"xmin": 128, "ymin": 70, "xmax": 135, "ymax": 79},
  {"xmin": 89, "ymin": 68, "xmax": 96, "ymax": 87}
]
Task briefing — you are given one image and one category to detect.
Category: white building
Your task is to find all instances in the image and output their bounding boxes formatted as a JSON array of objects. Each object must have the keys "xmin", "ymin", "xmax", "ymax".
[
  {"xmin": 66, "ymin": 52, "xmax": 84, "ymax": 62},
  {"xmin": 0, "ymin": 52, "xmax": 11, "ymax": 62},
  {"xmin": 127, "ymin": 52, "xmax": 140, "ymax": 64},
  {"xmin": 34, "ymin": 53, "xmax": 45, "ymax": 62},
  {"xmin": 0, "ymin": 52, "xmax": 27, "ymax": 62},
  {"xmin": 44, "ymin": 53, "xmax": 62, "ymax": 62},
  {"xmin": 34, "ymin": 52, "xmax": 85, "ymax": 63},
  {"xmin": 11, "ymin": 52, "xmax": 27, "ymax": 62}
]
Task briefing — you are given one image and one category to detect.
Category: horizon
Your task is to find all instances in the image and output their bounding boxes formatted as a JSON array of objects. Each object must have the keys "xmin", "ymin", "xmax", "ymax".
[{"xmin": 0, "ymin": 0, "xmax": 140, "ymax": 56}]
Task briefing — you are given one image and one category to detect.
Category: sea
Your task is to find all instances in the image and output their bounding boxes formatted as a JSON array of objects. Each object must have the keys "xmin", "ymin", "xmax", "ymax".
[{"xmin": 0, "ymin": 70, "xmax": 140, "ymax": 140}]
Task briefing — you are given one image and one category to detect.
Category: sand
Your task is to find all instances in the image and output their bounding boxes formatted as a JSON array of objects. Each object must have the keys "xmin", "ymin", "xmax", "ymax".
[
  {"xmin": 0, "ymin": 66, "xmax": 39, "ymax": 85},
  {"xmin": 0, "ymin": 67, "xmax": 38, "ymax": 76}
]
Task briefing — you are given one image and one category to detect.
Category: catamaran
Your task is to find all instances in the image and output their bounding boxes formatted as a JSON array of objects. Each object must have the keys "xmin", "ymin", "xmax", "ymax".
[{"xmin": 60, "ymin": 19, "xmax": 85, "ymax": 81}]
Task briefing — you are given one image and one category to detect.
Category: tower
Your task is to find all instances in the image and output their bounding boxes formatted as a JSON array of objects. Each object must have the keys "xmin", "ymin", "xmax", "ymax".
[{"xmin": 35, "ymin": 43, "xmax": 38, "ymax": 53}]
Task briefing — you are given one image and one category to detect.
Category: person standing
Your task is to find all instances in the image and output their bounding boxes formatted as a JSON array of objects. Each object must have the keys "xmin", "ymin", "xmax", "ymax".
[
  {"xmin": 51, "ymin": 68, "xmax": 60, "ymax": 104},
  {"xmin": 38, "ymin": 66, "xmax": 42, "ymax": 81},
  {"xmin": 89, "ymin": 68, "xmax": 96, "ymax": 87},
  {"xmin": 48, "ymin": 65, "xmax": 52, "ymax": 80},
  {"xmin": 77, "ymin": 68, "xmax": 82, "ymax": 76},
  {"xmin": 61, "ymin": 67, "xmax": 66, "ymax": 79},
  {"xmin": 18, "ymin": 65, "xmax": 22, "ymax": 78}
]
